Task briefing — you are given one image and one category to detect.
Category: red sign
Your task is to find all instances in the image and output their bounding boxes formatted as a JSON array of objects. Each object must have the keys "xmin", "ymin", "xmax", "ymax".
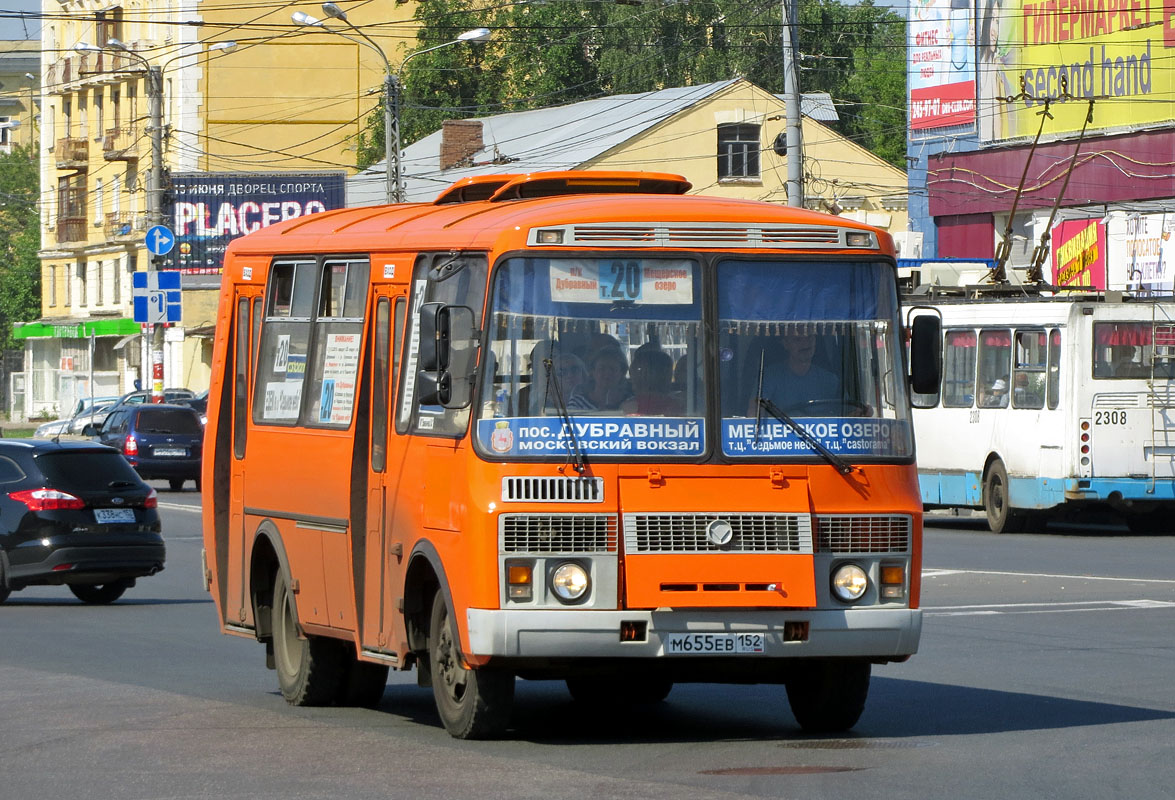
[
  {"xmin": 1051, "ymin": 219, "xmax": 1107, "ymax": 290},
  {"xmin": 910, "ymin": 82, "xmax": 977, "ymax": 130}
]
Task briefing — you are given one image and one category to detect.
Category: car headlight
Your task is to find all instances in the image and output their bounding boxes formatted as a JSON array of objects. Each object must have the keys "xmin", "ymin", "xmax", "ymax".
[
  {"xmin": 831, "ymin": 563, "xmax": 869, "ymax": 603},
  {"xmin": 550, "ymin": 562, "xmax": 590, "ymax": 603}
]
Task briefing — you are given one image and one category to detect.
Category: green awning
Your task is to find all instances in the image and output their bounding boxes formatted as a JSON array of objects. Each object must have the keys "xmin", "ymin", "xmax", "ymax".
[{"xmin": 13, "ymin": 318, "xmax": 141, "ymax": 340}]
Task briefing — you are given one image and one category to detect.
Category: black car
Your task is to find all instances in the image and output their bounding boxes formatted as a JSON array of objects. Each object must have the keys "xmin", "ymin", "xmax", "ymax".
[
  {"xmin": 87, "ymin": 404, "xmax": 204, "ymax": 491},
  {"xmin": 0, "ymin": 439, "xmax": 165, "ymax": 604}
]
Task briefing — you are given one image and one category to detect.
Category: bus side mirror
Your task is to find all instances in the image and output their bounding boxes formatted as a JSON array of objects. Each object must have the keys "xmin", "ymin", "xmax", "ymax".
[
  {"xmin": 417, "ymin": 303, "xmax": 477, "ymax": 409},
  {"xmin": 909, "ymin": 315, "xmax": 942, "ymax": 395}
]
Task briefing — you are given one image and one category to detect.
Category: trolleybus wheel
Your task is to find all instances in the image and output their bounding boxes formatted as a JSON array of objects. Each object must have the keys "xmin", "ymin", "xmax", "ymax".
[
  {"xmin": 69, "ymin": 579, "xmax": 131, "ymax": 604},
  {"xmin": 566, "ymin": 674, "xmax": 673, "ymax": 705},
  {"xmin": 272, "ymin": 569, "xmax": 345, "ymax": 706},
  {"xmin": 429, "ymin": 591, "xmax": 514, "ymax": 739},
  {"xmin": 983, "ymin": 460, "xmax": 1026, "ymax": 534},
  {"xmin": 785, "ymin": 659, "xmax": 870, "ymax": 733}
]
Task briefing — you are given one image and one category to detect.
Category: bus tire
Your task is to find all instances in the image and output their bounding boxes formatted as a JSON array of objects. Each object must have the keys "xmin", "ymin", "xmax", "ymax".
[
  {"xmin": 272, "ymin": 569, "xmax": 344, "ymax": 706},
  {"xmin": 785, "ymin": 659, "xmax": 870, "ymax": 733},
  {"xmin": 429, "ymin": 591, "xmax": 514, "ymax": 739},
  {"xmin": 983, "ymin": 460, "xmax": 1026, "ymax": 534},
  {"xmin": 566, "ymin": 674, "xmax": 673, "ymax": 705}
]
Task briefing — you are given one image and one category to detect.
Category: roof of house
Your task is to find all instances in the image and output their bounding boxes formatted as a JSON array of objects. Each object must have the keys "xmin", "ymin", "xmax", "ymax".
[{"xmin": 347, "ymin": 80, "xmax": 840, "ymax": 206}]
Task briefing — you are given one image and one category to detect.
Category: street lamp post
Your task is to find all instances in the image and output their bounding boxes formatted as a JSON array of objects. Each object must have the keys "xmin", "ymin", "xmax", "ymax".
[
  {"xmin": 75, "ymin": 39, "xmax": 237, "ymax": 401},
  {"xmin": 294, "ymin": 6, "xmax": 490, "ymax": 203}
]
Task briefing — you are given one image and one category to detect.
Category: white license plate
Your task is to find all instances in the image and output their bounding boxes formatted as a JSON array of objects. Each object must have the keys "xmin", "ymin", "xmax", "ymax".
[
  {"xmin": 663, "ymin": 632, "xmax": 765, "ymax": 655},
  {"xmin": 94, "ymin": 508, "xmax": 136, "ymax": 524},
  {"xmin": 154, "ymin": 447, "xmax": 187, "ymax": 457}
]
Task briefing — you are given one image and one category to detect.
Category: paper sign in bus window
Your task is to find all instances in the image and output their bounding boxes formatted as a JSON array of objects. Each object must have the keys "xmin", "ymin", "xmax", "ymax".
[
  {"xmin": 549, "ymin": 259, "xmax": 692, "ymax": 304},
  {"xmin": 319, "ymin": 332, "xmax": 360, "ymax": 424}
]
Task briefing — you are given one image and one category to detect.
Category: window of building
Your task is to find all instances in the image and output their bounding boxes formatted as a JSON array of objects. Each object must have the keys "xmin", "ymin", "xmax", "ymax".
[
  {"xmin": 111, "ymin": 174, "xmax": 120, "ymax": 215},
  {"xmin": 717, "ymin": 123, "xmax": 760, "ymax": 180},
  {"xmin": 94, "ymin": 91, "xmax": 104, "ymax": 140},
  {"xmin": 112, "ymin": 255, "xmax": 121, "ymax": 304},
  {"xmin": 78, "ymin": 91, "xmax": 87, "ymax": 138},
  {"xmin": 48, "ymin": 265, "xmax": 56, "ymax": 307},
  {"xmin": 94, "ymin": 178, "xmax": 104, "ymax": 225},
  {"xmin": 96, "ymin": 8, "xmax": 123, "ymax": 51},
  {"xmin": 0, "ymin": 117, "xmax": 11, "ymax": 146},
  {"xmin": 62, "ymin": 97, "xmax": 70, "ymax": 135}
]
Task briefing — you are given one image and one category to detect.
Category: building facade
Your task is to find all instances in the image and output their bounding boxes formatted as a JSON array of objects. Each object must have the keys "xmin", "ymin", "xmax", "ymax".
[
  {"xmin": 17, "ymin": 0, "xmax": 415, "ymax": 421},
  {"xmin": 907, "ymin": 0, "xmax": 1175, "ymax": 287}
]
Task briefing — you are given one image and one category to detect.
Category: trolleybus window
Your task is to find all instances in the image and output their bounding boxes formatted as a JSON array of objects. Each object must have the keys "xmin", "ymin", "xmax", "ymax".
[
  {"xmin": 1012, "ymin": 330, "xmax": 1047, "ymax": 409},
  {"xmin": 474, "ymin": 256, "xmax": 704, "ymax": 458},
  {"xmin": 1047, "ymin": 328, "xmax": 1061, "ymax": 409},
  {"xmin": 717, "ymin": 260, "xmax": 912, "ymax": 459},
  {"xmin": 977, "ymin": 329, "xmax": 1011, "ymax": 408},
  {"xmin": 942, "ymin": 330, "xmax": 976, "ymax": 407},
  {"xmin": 1092, "ymin": 322, "xmax": 1175, "ymax": 379}
]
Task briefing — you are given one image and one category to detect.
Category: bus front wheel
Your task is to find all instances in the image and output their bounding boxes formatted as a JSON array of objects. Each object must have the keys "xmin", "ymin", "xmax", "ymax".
[
  {"xmin": 785, "ymin": 659, "xmax": 870, "ymax": 733},
  {"xmin": 429, "ymin": 591, "xmax": 514, "ymax": 739},
  {"xmin": 983, "ymin": 460, "xmax": 1027, "ymax": 534},
  {"xmin": 272, "ymin": 569, "xmax": 344, "ymax": 706}
]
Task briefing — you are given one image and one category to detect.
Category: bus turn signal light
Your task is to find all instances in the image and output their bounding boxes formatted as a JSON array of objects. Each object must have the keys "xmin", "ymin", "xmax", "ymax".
[
  {"xmin": 880, "ymin": 565, "xmax": 905, "ymax": 599},
  {"xmin": 507, "ymin": 563, "xmax": 533, "ymax": 601}
]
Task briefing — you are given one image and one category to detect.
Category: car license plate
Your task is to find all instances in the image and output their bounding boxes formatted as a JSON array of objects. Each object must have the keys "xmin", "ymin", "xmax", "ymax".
[
  {"xmin": 663, "ymin": 632, "xmax": 765, "ymax": 655},
  {"xmin": 94, "ymin": 508, "xmax": 136, "ymax": 524},
  {"xmin": 154, "ymin": 447, "xmax": 188, "ymax": 457}
]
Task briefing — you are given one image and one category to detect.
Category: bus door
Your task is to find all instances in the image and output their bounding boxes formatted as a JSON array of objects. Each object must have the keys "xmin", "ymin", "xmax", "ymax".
[
  {"xmin": 362, "ymin": 287, "xmax": 407, "ymax": 653},
  {"xmin": 227, "ymin": 286, "xmax": 264, "ymax": 627}
]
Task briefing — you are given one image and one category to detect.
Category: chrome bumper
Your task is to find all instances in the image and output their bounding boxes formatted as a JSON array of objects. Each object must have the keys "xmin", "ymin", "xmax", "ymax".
[{"xmin": 466, "ymin": 606, "xmax": 921, "ymax": 659}]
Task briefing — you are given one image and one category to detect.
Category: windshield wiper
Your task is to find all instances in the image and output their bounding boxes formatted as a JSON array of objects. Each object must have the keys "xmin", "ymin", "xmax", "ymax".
[
  {"xmin": 543, "ymin": 357, "xmax": 588, "ymax": 475},
  {"xmin": 752, "ymin": 350, "xmax": 853, "ymax": 476}
]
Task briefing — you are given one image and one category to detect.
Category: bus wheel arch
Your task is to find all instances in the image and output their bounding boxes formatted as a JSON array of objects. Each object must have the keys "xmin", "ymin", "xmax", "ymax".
[
  {"xmin": 982, "ymin": 456, "xmax": 1027, "ymax": 534},
  {"xmin": 248, "ymin": 521, "xmax": 290, "ymax": 644}
]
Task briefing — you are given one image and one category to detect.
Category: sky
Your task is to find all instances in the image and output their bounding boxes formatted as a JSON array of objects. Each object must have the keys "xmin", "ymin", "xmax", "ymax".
[{"xmin": 0, "ymin": 2, "xmax": 41, "ymax": 42}]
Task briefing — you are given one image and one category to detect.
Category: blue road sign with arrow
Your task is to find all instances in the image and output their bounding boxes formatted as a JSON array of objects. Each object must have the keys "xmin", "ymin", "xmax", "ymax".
[{"xmin": 145, "ymin": 225, "xmax": 176, "ymax": 257}]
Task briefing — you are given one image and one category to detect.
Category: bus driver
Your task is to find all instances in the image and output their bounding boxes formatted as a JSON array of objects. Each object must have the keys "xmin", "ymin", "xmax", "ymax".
[{"xmin": 750, "ymin": 330, "xmax": 841, "ymax": 415}]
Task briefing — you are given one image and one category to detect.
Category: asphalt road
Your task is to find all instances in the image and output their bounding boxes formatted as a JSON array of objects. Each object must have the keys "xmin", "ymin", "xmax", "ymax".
[{"xmin": 2, "ymin": 492, "xmax": 1173, "ymax": 800}]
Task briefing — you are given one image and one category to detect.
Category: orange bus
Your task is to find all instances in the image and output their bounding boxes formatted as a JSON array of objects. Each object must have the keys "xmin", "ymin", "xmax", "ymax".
[{"xmin": 201, "ymin": 171, "xmax": 941, "ymax": 739}]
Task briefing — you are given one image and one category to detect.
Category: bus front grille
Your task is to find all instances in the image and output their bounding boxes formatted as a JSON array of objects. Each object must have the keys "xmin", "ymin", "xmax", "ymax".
[
  {"xmin": 816, "ymin": 515, "xmax": 912, "ymax": 553},
  {"xmin": 623, "ymin": 513, "xmax": 813, "ymax": 554},
  {"xmin": 501, "ymin": 476, "xmax": 604, "ymax": 503},
  {"xmin": 500, "ymin": 514, "xmax": 618, "ymax": 553}
]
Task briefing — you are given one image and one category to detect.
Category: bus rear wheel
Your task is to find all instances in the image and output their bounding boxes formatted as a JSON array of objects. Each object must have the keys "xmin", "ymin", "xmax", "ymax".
[
  {"xmin": 983, "ymin": 460, "xmax": 1027, "ymax": 534},
  {"xmin": 429, "ymin": 591, "xmax": 514, "ymax": 739},
  {"xmin": 272, "ymin": 569, "xmax": 344, "ymax": 706},
  {"xmin": 785, "ymin": 659, "xmax": 870, "ymax": 733}
]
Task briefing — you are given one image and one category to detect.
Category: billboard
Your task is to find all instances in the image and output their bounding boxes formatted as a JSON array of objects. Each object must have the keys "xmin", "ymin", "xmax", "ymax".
[
  {"xmin": 168, "ymin": 172, "xmax": 346, "ymax": 288},
  {"xmin": 909, "ymin": 0, "xmax": 977, "ymax": 129},
  {"xmin": 1050, "ymin": 218, "xmax": 1107, "ymax": 289},
  {"xmin": 1106, "ymin": 212, "xmax": 1175, "ymax": 293},
  {"xmin": 977, "ymin": 0, "xmax": 1175, "ymax": 142}
]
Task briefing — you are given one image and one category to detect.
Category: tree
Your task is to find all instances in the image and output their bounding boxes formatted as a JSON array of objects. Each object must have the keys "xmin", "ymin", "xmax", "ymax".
[
  {"xmin": 356, "ymin": 0, "xmax": 908, "ymax": 170},
  {"xmin": 0, "ymin": 143, "xmax": 40, "ymax": 351}
]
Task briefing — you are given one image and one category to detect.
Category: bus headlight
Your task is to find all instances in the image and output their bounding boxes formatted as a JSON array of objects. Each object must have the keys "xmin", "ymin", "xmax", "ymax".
[
  {"xmin": 831, "ymin": 563, "xmax": 869, "ymax": 603},
  {"xmin": 550, "ymin": 562, "xmax": 590, "ymax": 603}
]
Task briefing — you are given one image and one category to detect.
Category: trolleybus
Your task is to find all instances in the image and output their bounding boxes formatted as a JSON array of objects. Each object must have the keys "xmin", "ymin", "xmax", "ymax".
[
  {"xmin": 201, "ymin": 170, "xmax": 940, "ymax": 738},
  {"xmin": 906, "ymin": 291, "xmax": 1175, "ymax": 533}
]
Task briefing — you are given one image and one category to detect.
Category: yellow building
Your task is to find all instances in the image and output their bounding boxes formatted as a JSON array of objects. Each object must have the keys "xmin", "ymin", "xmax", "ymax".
[
  {"xmin": 349, "ymin": 78, "xmax": 909, "ymax": 234},
  {"xmin": 0, "ymin": 41, "xmax": 39, "ymax": 152},
  {"xmin": 19, "ymin": 0, "xmax": 414, "ymax": 420}
]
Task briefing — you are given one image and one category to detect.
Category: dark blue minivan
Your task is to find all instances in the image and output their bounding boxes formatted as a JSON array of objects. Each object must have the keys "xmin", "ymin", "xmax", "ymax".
[{"xmin": 87, "ymin": 404, "xmax": 204, "ymax": 491}]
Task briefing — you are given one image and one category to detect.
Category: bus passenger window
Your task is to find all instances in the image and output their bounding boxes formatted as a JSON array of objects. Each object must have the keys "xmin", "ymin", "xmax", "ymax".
[
  {"xmin": 253, "ymin": 260, "xmax": 316, "ymax": 426},
  {"xmin": 305, "ymin": 260, "xmax": 369, "ymax": 428},
  {"xmin": 1047, "ymin": 329, "xmax": 1061, "ymax": 409},
  {"xmin": 977, "ymin": 329, "xmax": 1011, "ymax": 408},
  {"xmin": 1012, "ymin": 330, "xmax": 1046, "ymax": 409},
  {"xmin": 942, "ymin": 330, "xmax": 977, "ymax": 408}
]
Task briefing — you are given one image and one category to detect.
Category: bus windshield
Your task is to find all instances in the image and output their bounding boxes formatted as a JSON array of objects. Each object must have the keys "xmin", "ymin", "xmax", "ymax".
[
  {"xmin": 476, "ymin": 256, "xmax": 706, "ymax": 458},
  {"xmin": 717, "ymin": 260, "xmax": 913, "ymax": 459},
  {"xmin": 475, "ymin": 256, "xmax": 911, "ymax": 461}
]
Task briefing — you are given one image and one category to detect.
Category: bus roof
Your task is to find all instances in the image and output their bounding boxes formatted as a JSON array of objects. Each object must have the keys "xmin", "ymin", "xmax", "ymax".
[{"xmin": 224, "ymin": 171, "xmax": 893, "ymax": 259}]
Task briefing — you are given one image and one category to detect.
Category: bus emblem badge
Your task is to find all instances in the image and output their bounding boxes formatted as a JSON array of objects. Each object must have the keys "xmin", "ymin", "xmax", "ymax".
[
  {"xmin": 706, "ymin": 519, "xmax": 734, "ymax": 547},
  {"xmin": 491, "ymin": 420, "xmax": 514, "ymax": 453}
]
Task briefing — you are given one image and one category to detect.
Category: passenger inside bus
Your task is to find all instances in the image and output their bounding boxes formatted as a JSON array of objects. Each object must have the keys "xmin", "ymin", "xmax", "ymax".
[
  {"xmin": 979, "ymin": 376, "xmax": 1009, "ymax": 408},
  {"xmin": 568, "ymin": 346, "xmax": 632, "ymax": 411},
  {"xmin": 519, "ymin": 341, "xmax": 587, "ymax": 415},
  {"xmin": 622, "ymin": 344, "xmax": 684, "ymax": 416}
]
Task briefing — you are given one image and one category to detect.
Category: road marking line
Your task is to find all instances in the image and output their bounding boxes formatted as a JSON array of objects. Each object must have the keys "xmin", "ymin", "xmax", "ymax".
[
  {"xmin": 158, "ymin": 502, "xmax": 201, "ymax": 513},
  {"xmin": 923, "ymin": 568, "xmax": 1175, "ymax": 585},
  {"xmin": 926, "ymin": 600, "xmax": 1175, "ymax": 617}
]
